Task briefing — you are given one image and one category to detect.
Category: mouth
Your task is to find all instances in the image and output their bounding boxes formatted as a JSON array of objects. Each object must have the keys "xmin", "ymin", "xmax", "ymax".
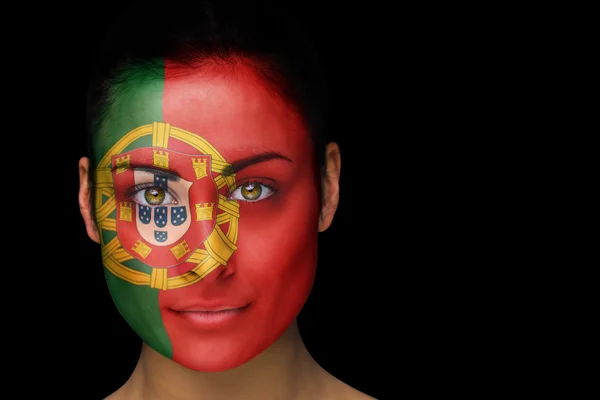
[{"xmin": 169, "ymin": 303, "xmax": 250, "ymax": 326}]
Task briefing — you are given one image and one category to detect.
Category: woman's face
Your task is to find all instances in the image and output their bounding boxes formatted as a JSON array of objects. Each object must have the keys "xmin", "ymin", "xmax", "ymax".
[{"xmin": 90, "ymin": 62, "xmax": 320, "ymax": 372}]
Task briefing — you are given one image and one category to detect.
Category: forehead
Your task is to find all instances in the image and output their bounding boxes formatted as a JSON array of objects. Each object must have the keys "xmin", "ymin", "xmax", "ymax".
[{"xmin": 98, "ymin": 62, "xmax": 312, "ymax": 162}]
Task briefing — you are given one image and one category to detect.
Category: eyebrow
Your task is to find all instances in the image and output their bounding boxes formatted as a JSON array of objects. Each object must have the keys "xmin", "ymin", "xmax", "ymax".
[
  {"xmin": 112, "ymin": 165, "xmax": 181, "ymax": 181},
  {"xmin": 224, "ymin": 152, "xmax": 293, "ymax": 176},
  {"xmin": 112, "ymin": 152, "xmax": 291, "ymax": 178},
  {"xmin": 135, "ymin": 167, "xmax": 180, "ymax": 181}
]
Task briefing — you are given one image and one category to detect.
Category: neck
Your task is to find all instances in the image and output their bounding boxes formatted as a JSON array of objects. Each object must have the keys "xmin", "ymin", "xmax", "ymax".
[{"xmin": 119, "ymin": 320, "xmax": 327, "ymax": 400}]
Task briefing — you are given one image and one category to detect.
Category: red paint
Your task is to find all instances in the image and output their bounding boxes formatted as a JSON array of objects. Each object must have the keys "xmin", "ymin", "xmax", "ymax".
[
  {"xmin": 158, "ymin": 60, "xmax": 320, "ymax": 372},
  {"xmin": 111, "ymin": 147, "xmax": 218, "ymax": 268}
]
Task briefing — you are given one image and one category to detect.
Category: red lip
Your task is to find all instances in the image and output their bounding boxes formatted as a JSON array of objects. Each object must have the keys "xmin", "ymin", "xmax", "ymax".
[
  {"xmin": 168, "ymin": 301, "xmax": 251, "ymax": 312},
  {"xmin": 168, "ymin": 303, "xmax": 251, "ymax": 328}
]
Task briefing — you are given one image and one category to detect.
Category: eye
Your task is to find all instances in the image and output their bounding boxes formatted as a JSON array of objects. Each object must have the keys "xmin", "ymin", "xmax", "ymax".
[
  {"xmin": 228, "ymin": 180, "xmax": 276, "ymax": 203},
  {"xmin": 130, "ymin": 184, "xmax": 178, "ymax": 206}
]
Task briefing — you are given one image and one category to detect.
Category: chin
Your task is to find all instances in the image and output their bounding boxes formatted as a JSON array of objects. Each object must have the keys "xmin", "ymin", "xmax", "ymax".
[{"xmin": 169, "ymin": 322, "xmax": 291, "ymax": 372}]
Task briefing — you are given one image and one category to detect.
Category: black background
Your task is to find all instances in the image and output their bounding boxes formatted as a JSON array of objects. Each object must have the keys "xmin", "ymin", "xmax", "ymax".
[{"xmin": 9, "ymin": 1, "xmax": 476, "ymax": 399}]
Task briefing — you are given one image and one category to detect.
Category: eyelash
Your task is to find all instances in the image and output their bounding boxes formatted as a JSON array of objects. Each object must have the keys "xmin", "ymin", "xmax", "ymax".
[
  {"xmin": 228, "ymin": 178, "xmax": 278, "ymax": 202},
  {"xmin": 239, "ymin": 179, "xmax": 277, "ymax": 191},
  {"xmin": 128, "ymin": 182, "xmax": 180, "ymax": 205},
  {"xmin": 127, "ymin": 179, "xmax": 277, "ymax": 205}
]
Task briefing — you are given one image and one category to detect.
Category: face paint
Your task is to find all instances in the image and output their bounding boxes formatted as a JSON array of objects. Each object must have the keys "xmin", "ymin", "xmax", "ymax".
[
  {"xmin": 92, "ymin": 60, "xmax": 319, "ymax": 372},
  {"xmin": 111, "ymin": 148, "xmax": 220, "ymax": 268}
]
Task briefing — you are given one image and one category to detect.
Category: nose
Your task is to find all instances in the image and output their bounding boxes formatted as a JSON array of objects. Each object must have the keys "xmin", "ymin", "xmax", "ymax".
[
  {"xmin": 212, "ymin": 265, "xmax": 235, "ymax": 281},
  {"xmin": 192, "ymin": 218, "xmax": 239, "ymax": 284},
  {"xmin": 193, "ymin": 264, "xmax": 235, "ymax": 288},
  {"xmin": 193, "ymin": 263, "xmax": 235, "ymax": 285}
]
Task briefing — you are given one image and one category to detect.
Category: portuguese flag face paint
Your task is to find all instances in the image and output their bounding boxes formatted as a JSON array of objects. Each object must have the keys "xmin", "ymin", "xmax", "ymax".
[{"xmin": 92, "ymin": 60, "xmax": 321, "ymax": 372}]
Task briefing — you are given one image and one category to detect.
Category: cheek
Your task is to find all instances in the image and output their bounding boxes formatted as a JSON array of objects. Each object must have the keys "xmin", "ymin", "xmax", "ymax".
[{"xmin": 234, "ymin": 175, "xmax": 320, "ymax": 303}]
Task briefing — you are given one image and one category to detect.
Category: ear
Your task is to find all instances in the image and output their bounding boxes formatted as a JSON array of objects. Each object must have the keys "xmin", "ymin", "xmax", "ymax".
[
  {"xmin": 78, "ymin": 157, "xmax": 100, "ymax": 243},
  {"xmin": 318, "ymin": 142, "xmax": 341, "ymax": 232}
]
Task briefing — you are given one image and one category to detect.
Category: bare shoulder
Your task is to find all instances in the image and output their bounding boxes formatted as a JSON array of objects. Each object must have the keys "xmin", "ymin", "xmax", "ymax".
[
  {"xmin": 103, "ymin": 391, "xmax": 126, "ymax": 400},
  {"xmin": 320, "ymin": 369, "xmax": 378, "ymax": 400},
  {"xmin": 103, "ymin": 386, "xmax": 137, "ymax": 400},
  {"xmin": 331, "ymin": 384, "xmax": 378, "ymax": 400}
]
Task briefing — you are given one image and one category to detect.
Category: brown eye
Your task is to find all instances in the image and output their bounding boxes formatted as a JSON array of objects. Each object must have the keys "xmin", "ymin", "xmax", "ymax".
[
  {"xmin": 144, "ymin": 187, "xmax": 166, "ymax": 205},
  {"xmin": 228, "ymin": 181, "xmax": 276, "ymax": 203},
  {"xmin": 241, "ymin": 183, "xmax": 262, "ymax": 200}
]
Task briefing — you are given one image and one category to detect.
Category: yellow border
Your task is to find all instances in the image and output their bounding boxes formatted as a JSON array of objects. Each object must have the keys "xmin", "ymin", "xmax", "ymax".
[{"xmin": 95, "ymin": 122, "xmax": 240, "ymax": 290}]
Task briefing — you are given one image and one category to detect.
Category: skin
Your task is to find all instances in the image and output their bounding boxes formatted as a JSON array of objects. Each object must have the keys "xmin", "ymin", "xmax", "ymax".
[{"xmin": 79, "ymin": 62, "xmax": 374, "ymax": 399}]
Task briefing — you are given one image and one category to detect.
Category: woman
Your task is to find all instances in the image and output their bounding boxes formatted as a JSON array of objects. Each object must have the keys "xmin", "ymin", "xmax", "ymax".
[{"xmin": 78, "ymin": 0, "xmax": 375, "ymax": 398}]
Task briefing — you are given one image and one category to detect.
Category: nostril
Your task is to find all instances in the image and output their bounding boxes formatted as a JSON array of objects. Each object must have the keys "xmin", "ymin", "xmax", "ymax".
[
  {"xmin": 193, "ymin": 265, "xmax": 234, "ymax": 281},
  {"xmin": 215, "ymin": 266, "xmax": 234, "ymax": 281}
]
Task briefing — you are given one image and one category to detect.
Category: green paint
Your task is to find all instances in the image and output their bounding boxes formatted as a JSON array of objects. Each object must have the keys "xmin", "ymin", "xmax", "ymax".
[
  {"xmin": 104, "ymin": 269, "xmax": 172, "ymax": 357},
  {"xmin": 92, "ymin": 61, "xmax": 173, "ymax": 358},
  {"xmin": 91, "ymin": 66, "xmax": 165, "ymax": 168}
]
